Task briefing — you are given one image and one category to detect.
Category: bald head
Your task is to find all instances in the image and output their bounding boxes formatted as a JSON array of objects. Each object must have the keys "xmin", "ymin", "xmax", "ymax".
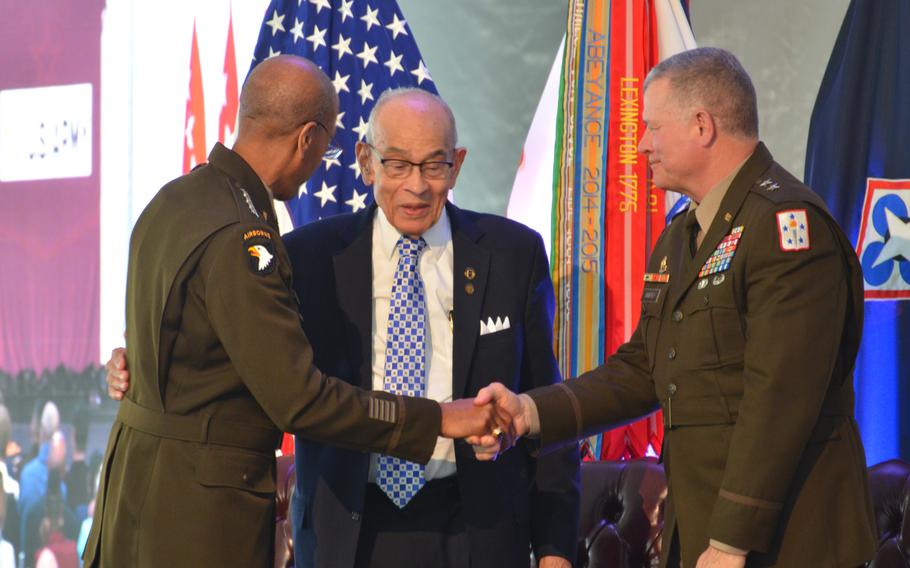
[
  {"xmin": 239, "ymin": 55, "xmax": 338, "ymax": 140},
  {"xmin": 367, "ymin": 88, "xmax": 458, "ymax": 149},
  {"xmin": 40, "ymin": 401, "xmax": 60, "ymax": 444},
  {"xmin": 47, "ymin": 430, "xmax": 67, "ymax": 472}
]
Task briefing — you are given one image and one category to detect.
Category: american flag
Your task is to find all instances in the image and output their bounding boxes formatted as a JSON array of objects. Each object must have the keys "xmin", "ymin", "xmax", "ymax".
[{"xmin": 250, "ymin": 0, "xmax": 438, "ymax": 228}]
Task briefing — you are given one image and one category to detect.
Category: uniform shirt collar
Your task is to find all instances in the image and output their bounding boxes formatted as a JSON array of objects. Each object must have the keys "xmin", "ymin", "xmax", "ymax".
[
  {"xmin": 689, "ymin": 154, "xmax": 751, "ymax": 234},
  {"xmin": 375, "ymin": 206, "xmax": 451, "ymax": 263}
]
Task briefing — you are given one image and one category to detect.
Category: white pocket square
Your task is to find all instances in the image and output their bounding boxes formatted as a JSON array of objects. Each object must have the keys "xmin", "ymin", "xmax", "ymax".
[{"xmin": 480, "ymin": 316, "xmax": 511, "ymax": 336}]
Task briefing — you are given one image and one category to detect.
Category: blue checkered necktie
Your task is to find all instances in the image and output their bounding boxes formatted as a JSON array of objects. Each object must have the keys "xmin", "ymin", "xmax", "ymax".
[{"xmin": 377, "ymin": 236, "xmax": 428, "ymax": 508}]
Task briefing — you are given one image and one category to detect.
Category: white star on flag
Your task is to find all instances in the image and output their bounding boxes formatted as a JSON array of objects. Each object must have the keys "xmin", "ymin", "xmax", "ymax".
[
  {"xmin": 361, "ymin": 6, "xmax": 380, "ymax": 31},
  {"xmin": 266, "ymin": 10, "xmax": 285, "ymax": 36},
  {"xmin": 873, "ymin": 208, "xmax": 910, "ymax": 267},
  {"xmin": 384, "ymin": 51, "xmax": 404, "ymax": 76},
  {"xmin": 411, "ymin": 60, "xmax": 432, "ymax": 85},
  {"xmin": 338, "ymin": 0, "xmax": 354, "ymax": 22},
  {"xmin": 324, "ymin": 154, "xmax": 342, "ymax": 170},
  {"xmin": 332, "ymin": 71, "xmax": 350, "ymax": 93},
  {"xmin": 290, "ymin": 18, "xmax": 304, "ymax": 43},
  {"xmin": 267, "ymin": 46, "xmax": 281, "ymax": 59},
  {"xmin": 353, "ymin": 116, "xmax": 369, "ymax": 141},
  {"xmin": 357, "ymin": 42, "xmax": 378, "ymax": 68},
  {"xmin": 332, "ymin": 34, "xmax": 353, "ymax": 59},
  {"xmin": 335, "ymin": 111, "xmax": 346, "ymax": 130},
  {"xmin": 308, "ymin": 0, "xmax": 330, "ymax": 14},
  {"xmin": 346, "ymin": 189, "xmax": 368, "ymax": 212},
  {"xmin": 385, "ymin": 14, "xmax": 409, "ymax": 39},
  {"xmin": 307, "ymin": 25, "xmax": 327, "ymax": 51},
  {"xmin": 358, "ymin": 79, "xmax": 374, "ymax": 104},
  {"xmin": 349, "ymin": 159, "xmax": 362, "ymax": 180},
  {"xmin": 314, "ymin": 181, "xmax": 337, "ymax": 207}
]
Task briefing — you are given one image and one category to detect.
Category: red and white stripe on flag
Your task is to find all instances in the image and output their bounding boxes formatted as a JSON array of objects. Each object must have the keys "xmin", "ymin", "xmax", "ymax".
[{"xmin": 182, "ymin": 21, "xmax": 207, "ymax": 173}]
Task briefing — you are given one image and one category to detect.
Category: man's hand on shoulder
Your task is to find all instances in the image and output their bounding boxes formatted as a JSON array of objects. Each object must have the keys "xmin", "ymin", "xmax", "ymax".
[{"xmin": 106, "ymin": 347, "xmax": 130, "ymax": 400}]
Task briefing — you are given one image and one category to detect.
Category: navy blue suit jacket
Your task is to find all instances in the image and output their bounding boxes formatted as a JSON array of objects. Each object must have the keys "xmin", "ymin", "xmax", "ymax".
[{"xmin": 283, "ymin": 203, "xmax": 579, "ymax": 568}]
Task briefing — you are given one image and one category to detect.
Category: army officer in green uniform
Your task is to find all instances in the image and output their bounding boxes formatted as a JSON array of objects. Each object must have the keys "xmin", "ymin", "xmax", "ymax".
[
  {"xmin": 84, "ymin": 56, "xmax": 501, "ymax": 568},
  {"xmin": 476, "ymin": 48, "xmax": 877, "ymax": 568}
]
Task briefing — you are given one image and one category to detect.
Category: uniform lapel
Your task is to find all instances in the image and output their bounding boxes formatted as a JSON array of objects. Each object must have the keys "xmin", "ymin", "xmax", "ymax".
[
  {"xmin": 333, "ymin": 206, "xmax": 376, "ymax": 389},
  {"xmin": 448, "ymin": 203, "xmax": 490, "ymax": 399},
  {"xmin": 668, "ymin": 143, "xmax": 774, "ymax": 309}
]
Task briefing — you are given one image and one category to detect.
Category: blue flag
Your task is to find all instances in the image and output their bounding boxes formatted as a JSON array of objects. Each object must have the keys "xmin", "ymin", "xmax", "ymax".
[
  {"xmin": 250, "ymin": 0, "xmax": 438, "ymax": 227},
  {"xmin": 805, "ymin": 0, "xmax": 910, "ymax": 464}
]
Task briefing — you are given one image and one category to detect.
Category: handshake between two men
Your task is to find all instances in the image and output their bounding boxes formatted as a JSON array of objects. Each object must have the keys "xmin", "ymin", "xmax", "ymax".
[{"xmin": 105, "ymin": 348, "xmax": 528, "ymax": 461}]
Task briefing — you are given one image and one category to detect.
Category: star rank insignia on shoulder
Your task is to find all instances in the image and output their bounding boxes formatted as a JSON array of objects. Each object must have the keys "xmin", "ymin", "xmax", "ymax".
[
  {"xmin": 243, "ymin": 229, "xmax": 276, "ymax": 275},
  {"xmin": 240, "ymin": 188, "xmax": 259, "ymax": 217},
  {"xmin": 759, "ymin": 178, "xmax": 780, "ymax": 192},
  {"xmin": 698, "ymin": 226, "xmax": 744, "ymax": 277},
  {"xmin": 777, "ymin": 209, "xmax": 810, "ymax": 252}
]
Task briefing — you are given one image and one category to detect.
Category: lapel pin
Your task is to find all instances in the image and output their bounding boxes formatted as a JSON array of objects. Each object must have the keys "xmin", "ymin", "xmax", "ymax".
[
  {"xmin": 464, "ymin": 267, "xmax": 476, "ymax": 280},
  {"xmin": 465, "ymin": 283, "xmax": 475, "ymax": 295},
  {"xmin": 724, "ymin": 212, "xmax": 732, "ymax": 222},
  {"xmin": 659, "ymin": 256, "xmax": 668, "ymax": 274}
]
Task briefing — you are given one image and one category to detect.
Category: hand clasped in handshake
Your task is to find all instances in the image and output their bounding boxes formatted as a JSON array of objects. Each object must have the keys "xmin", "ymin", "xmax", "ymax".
[{"xmin": 439, "ymin": 382, "xmax": 532, "ymax": 462}]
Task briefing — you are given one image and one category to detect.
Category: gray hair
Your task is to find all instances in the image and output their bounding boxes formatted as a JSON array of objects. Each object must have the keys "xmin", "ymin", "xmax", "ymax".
[
  {"xmin": 365, "ymin": 88, "xmax": 459, "ymax": 148},
  {"xmin": 645, "ymin": 47, "xmax": 758, "ymax": 139},
  {"xmin": 40, "ymin": 400, "xmax": 60, "ymax": 443}
]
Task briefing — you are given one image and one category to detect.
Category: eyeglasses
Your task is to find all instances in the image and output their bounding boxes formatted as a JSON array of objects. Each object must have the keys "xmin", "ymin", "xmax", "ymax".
[
  {"xmin": 366, "ymin": 144, "xmax": 454, "ymax": 180},
  {"xmin": 311, "ymin": 121, "xmax": 343, "ymax": 161}
]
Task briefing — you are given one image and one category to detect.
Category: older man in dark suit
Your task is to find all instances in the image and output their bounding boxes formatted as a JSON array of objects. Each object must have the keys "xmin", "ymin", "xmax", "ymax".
[{"xmin": 285, "ymin": 88, "xmax": 579, "ymax": 568}]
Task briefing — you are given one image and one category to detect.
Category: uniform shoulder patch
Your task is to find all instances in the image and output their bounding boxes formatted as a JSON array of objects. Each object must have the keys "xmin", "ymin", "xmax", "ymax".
[
  {"xmin": 776, "ymin": 209, "xmax": 810, "ymax": 252},
  {"xmin": 243, "ymin": 229, "xmax": 276, "ymax": 275}
]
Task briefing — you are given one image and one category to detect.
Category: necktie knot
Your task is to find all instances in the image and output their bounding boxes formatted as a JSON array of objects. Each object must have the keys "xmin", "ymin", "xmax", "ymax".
[{"xmin": 397, "ymin": 236, "xmax": 427, "ymax": 258}]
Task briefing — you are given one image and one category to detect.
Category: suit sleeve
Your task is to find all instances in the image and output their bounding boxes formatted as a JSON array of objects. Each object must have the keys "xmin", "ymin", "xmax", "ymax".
[
  {"xmin": 706, "ymin": 205, "xmax": 849, "ymax": 551},
  {"xmin": 520, "ymin": 233, "xmax": 580, "ymax": 561},
  {"xmin": 201, "ymin": 222, "xmax": 440, "ymax": 463}
]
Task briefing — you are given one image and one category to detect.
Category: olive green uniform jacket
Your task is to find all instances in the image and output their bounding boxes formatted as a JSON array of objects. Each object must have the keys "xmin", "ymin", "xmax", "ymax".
[
  {"xmin": 529, "ymin": 144, "xmax": 877, "ymax": 567},
  {"xmin": 83, "ymin": 144, "xmax": 441, "ymax": 567}
]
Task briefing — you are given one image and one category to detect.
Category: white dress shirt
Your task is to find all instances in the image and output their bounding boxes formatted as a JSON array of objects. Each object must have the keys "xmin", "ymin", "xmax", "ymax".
[{"xmin": 369, "ymin": 207, "xmax": 456, "ymax": 481}]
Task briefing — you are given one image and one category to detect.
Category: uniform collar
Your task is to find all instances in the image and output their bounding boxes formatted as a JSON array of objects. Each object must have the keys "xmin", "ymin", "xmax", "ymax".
[
  {"xmin": 690, "ymin": 154, "xmax": 751, "ymax": 235},
  {"xmin": 207, "ymin": 142, "xmax": 279, "ymax": 231}
]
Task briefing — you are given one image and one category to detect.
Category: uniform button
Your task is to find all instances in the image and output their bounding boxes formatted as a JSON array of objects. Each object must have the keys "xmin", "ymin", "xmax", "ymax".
[
  {"xmin": 668, "ymin": 383, "xmax": 677, "ymax": 395},
  {"xmin": 672, "ymin": 310, "xmax": 683, "ymax": 322},
  {"xmin": 351, "ymin": 512, "xmax": 361, "ymax": 521},
  {"xmin": 241, "ymin": 472, "xmax": 250, "ymax": 484},
  {"xmin": 668, "ymin": 347, "xmax": 677, "ymax": 360}
]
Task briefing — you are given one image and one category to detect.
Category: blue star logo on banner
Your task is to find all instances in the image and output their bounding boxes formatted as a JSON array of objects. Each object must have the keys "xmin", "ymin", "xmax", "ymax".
[{"xmin": 856, "ymin": 178, "xmax": 910, "ymax": 300}]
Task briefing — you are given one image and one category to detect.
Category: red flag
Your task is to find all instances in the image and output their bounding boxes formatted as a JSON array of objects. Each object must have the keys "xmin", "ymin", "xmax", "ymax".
[
  {"xmin": 183, "ymin": 21, "xmax": 206, "ymax": 173},
  {"xmin": 219, "ymin": 11, "xmax": 238, "ymax": 146}
]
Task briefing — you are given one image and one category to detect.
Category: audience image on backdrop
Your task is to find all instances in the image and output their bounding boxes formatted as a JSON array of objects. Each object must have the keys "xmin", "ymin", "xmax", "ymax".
[
  {"xmin": 0, "ymin": 471, "xmax": 14, "ymax": 568},
  {"xmin": 0, "ymin": 404, "xmax": 19, "ymax": 563}
]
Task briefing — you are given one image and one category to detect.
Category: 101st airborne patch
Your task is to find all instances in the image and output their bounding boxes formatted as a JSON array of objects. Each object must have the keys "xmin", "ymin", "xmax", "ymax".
[{"xmin": 243, "ymin": 229, "xmax": 276, "ymax": 276}]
